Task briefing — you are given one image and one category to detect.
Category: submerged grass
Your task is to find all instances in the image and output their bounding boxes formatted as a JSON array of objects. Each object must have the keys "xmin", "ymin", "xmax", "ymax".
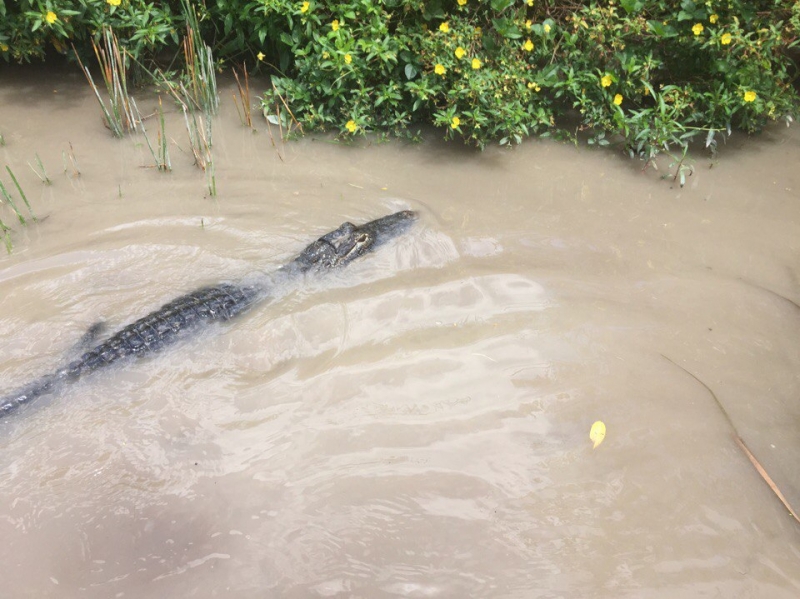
[
  {"xmin": 0, "ymin": 177, "xmax": 27, "ymax": 225},
  {"xmin": 0, "ymin": 165, "xmax": 37, "ymax": 252},
  {"xmin": 62, "ymin": 143, "xmax": 81, "ymax": 177},
  {"xmin": 28, "ymin": 153, "xmax": 51, "ymax": 185},
  {"xmin": 5, "ymin": 167, "xmax": 36, "ymax": 222},
  {"xmin": 0, "ymin": 217, "xmax": 10, "ymax": 253}
]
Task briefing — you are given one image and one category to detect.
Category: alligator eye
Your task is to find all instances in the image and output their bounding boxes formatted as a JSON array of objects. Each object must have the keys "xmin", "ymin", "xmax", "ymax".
[{"xmin": 356, "ymin": 234, "xmax": 369, "ymax": 244}]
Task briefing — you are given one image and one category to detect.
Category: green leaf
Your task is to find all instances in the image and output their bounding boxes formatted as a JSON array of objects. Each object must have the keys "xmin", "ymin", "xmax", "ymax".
[
  {"xmin": 619, "ymin": 0, "xmax": 644, "ymax": 14},
  {"xmin": 490, "ymin": 0, "xmax": 515, "ymax": 12},
  {"xmin": 647, "ymin": 20, "xmax": 677, "ymax": 37},
  {"xmin": 492, "ymin": 17, "xmax": 521, "ymax": 39},
  {"xmin": 404, "ymin": 63, "xmax": 417, "ymax": 80}
]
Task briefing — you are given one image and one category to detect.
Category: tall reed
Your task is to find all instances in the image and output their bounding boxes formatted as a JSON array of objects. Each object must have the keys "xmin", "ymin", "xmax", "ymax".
[
  {"xmin": 180, "ymin": 0, "xmax": 218, "ymax": 115},
  {"xmin": 74, "ymin": 28, "xmax": 138, "ymax": 137},
  {"xmin": 233, "ymin": 65, "xmax": 252, "ymax": 128},
  {"xmin": 136, "ymin": 97, "xmax": 172, "ymax": 172}
]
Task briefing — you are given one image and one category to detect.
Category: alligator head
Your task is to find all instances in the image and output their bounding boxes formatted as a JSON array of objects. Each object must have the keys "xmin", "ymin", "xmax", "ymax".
[{"xmin": 295, "ymin": 210, "xmax": 417, "ymax": 272}]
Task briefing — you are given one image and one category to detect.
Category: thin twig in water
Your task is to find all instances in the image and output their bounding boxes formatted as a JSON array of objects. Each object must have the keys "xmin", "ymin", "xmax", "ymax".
[{"xmin": 661, "ymin": 354, "xmax": 800, "ymax": 524}]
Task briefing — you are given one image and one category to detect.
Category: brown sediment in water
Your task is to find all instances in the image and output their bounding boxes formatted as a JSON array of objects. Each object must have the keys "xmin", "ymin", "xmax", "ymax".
[{"xmin": 0, "ymin": 64, "xmax": 799, "ymax": 598}]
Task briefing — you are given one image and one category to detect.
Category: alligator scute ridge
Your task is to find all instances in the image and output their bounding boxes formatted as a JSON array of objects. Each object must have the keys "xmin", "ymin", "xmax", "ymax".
[{"xmin": 1, "ymin": 210, "xmax": 417, "ymax": 418}]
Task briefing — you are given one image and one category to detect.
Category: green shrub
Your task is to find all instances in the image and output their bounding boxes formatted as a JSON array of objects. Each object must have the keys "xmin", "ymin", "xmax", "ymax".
[
  {"xmin": 1, "ymin": 0, "xmax": 798, "ymax": 160},
  {"xmin": 0, "ymin": 1, "xmax": 181, "ymax": 63}
]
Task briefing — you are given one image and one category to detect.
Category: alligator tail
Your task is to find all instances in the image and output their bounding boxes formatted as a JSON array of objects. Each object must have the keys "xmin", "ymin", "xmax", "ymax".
[{"xmin": 0, "ymin": 372, "xmax": 64, "ymax": 418}]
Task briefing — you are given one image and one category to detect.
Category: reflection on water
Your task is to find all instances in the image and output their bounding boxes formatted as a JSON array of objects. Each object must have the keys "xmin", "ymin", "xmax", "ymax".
[{"xmin": 1, "ymin": 66, "xmax": 799, "ymax": 598}]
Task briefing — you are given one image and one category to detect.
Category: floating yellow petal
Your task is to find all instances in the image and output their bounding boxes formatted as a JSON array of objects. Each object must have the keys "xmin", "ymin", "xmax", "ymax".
[
  {"xmin": 45, "ymin": 11, "xmax": 57, "ymax": 24},
  {"xmin": 590, "ymin": 421, "xmax": 606, "ymax": 449}
]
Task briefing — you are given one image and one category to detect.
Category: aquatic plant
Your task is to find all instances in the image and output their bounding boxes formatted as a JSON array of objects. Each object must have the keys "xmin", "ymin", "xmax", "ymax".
[
  {"xmin": 179, "ymin": 0, "xmax": 218, "ymax": 116},
  {"xmin": 0, "ymin": 167, "xmax": 36, "ymax": 225},
  {"xmin": 62, "ymin": 143, "xmax": 81, "ymax": 178},
  {"xmin": 5, "ymin": 167, "xmax": 36, "ymax": 222},
  {"xmin": 232, "ymin": 65, "xmax": 253, "ymax": 129},
  {"xmin": 75, "ymin": 27, "xmax": 138, "ymax": 137},
  {"xmin": 28, "ymin": 153, "xmax": 51, "ymax": 185},
  {"xmin": 0, "ymin": 216, "xmax": 10, "ymax": 254},
  {"xmin": 136, "ymin": 97, "xmax": 172, "ymax": 172}
]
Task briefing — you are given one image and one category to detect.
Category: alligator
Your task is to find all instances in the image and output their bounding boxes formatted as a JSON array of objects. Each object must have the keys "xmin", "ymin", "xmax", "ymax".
[{"xmin": 0, "ymin": 210, "xmax": 417, "ymax": 418}]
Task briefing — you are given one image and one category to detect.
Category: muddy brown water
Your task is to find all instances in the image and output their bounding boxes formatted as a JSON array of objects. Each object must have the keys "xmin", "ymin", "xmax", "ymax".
[{"xmin": 0, "ymin": 65, "xmax": 798, "ymax": 598}]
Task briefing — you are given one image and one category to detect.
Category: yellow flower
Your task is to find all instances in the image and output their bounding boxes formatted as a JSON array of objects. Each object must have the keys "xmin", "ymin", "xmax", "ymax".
[
  {"xmin": 331, "ymin": 19, "xmax": 340, "ymax": 31},
  {"xmin": 439, "ymin": 22, "xmax": 450, "ymax": 33},
  {"xmin": 300, "ymin": 1, "xmax": 309, "ymax": 13},
  {"xmin": 45, "ymin": 11, "xmax": 57, "ymax": 24},
  {"xmin": 544, "ymin": 23, "xmax": 551, "ymax": 33},
  {"xmin": 451, "ymin": 116, "xmax": 461, "ymax": 129},
  {"xmin": 721, "ymin": 32, "xmax": 732, "ymax": 45},
  {"xmin": 345, "ymin": 120, "xmax": 357, "ymax": 133},
  {"xmin": 322, "ymin": 51, "xmax": 329, "ymax": 59},
  {"xmin": 743, "ymin": 90, "xmax": 757, "ymax": 102},
  {"xmin": 0, "ymin": 43, "xmax": 7, "ymax": 52},
  {"xmin": 434, "ymin": 63, "xmax": 446, "ymax": 76},
  {"xmin": 527, "ymin": 82, "xmax": 541, "ymax": 92},
  {"xmin": 458, "ymin": 0, "xmax": 467, "ymax": 5},
  {"xmin": 525, "ymin": 20, "xmax": 532, "ymax": 29},
  {"xmin": 471, "ymin": 57, "xmax": 482, "ymax": 69},
  {"xmin": 107, "ymin": 0, "xmax": 121, "ymax": 5},
  {"xmin": 709, "ymin": 14, "xmax": 718, "ymax": 24},
  {"xmin": 344, "ymin": 53, "xmax": 352, "ymax": 64},
  {"xmin": 257, "ymin": 51, "xmax": 265, "ymax": 61},
  {"xmin": 692, "ymin": 23, "xmax": 703, "ymax": 36},
  {"xmin": 523, "ymin": 39, "xmax": 534, "ymax": 52},
  {"xmin": 613, "ymin": 94, "xmax": 623, "ymax": 106},
  {"xmin": 526, "ymin": 0, "xmax": 533, "ymax": 6},
  {"xmin": 455, "ymin": 46, "xmax": 465, "ymax": 59},
  {"xmin": 600, "ymin": 74, "xmax": 612, "ymax": 87}
]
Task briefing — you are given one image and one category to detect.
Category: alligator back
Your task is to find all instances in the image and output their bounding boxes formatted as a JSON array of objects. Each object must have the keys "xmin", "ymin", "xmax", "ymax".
[
  {"xmin": 1, "ymin": 282, "xmax": 260, "ymax": 417},
  {"xmin": 1, "ymin": 210, "xmax": 417, "ymax": 419}
]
